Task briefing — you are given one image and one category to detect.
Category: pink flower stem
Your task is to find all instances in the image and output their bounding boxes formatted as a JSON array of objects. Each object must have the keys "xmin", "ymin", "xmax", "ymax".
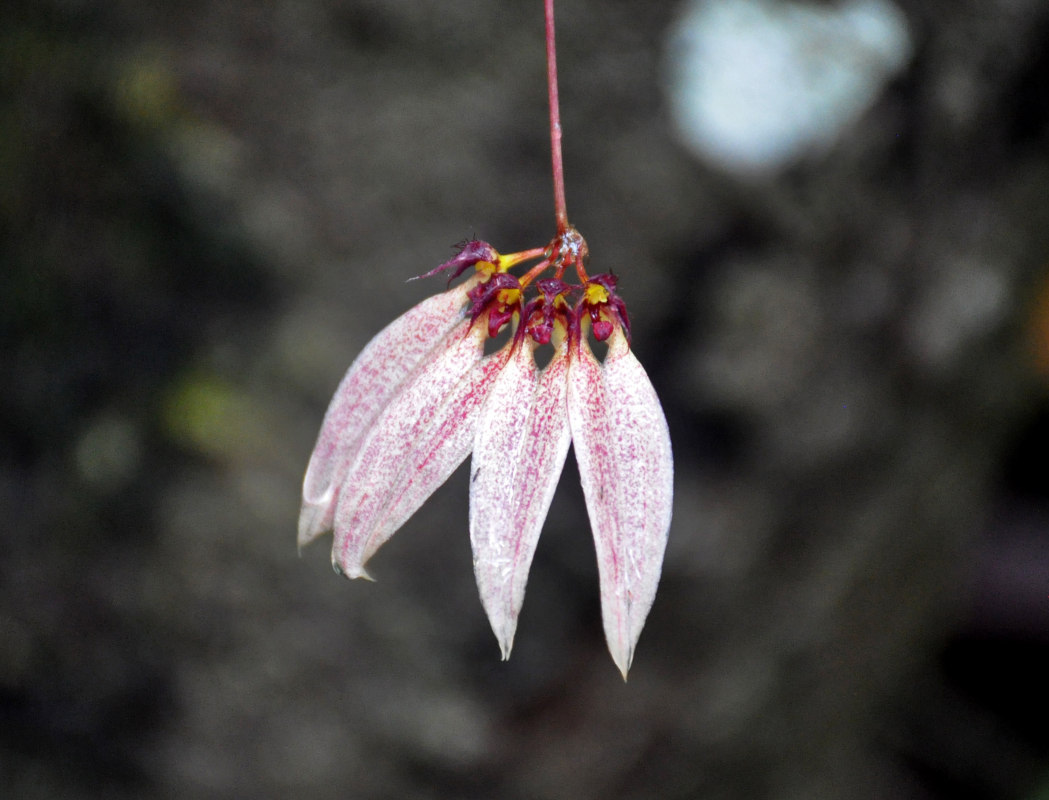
[{"xmin": 545, "ymin": 0, "xmax": 569, "ymax": 235}]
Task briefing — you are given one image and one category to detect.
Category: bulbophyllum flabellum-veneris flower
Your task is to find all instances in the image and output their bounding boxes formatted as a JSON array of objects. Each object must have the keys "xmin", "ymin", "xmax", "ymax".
[{"xmin": 298, "ymin": 0, "xmax": 673, "ymax": 679}]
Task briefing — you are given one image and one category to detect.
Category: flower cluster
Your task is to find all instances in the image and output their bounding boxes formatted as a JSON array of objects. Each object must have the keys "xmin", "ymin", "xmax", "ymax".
[{"xmin": 299, "ymin": 230, "xmax": 673, "ymax": 677}]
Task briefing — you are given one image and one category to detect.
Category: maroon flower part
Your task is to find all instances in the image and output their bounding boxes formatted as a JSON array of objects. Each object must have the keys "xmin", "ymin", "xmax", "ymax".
[
  {"xmin": 579, "ymin": 273, "xmax": 631, "ymax": 342},
  {"xmin": 523, "ymin": 278, "xmax": 572, "ymax": 344},
  {"xmin": 414, "ymin": 239, "xmax": 500, "ymax": 282},
  {"xmin": 468, "ymin": 272, "xmax": 522, "ymax": 338}
]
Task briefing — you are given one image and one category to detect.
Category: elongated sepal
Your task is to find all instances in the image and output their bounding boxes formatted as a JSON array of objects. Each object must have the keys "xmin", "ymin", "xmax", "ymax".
[
  {"xmin": 362, "ymin": 340, "xmax": 514, "ymax": 556},
  {"xmin": 299, "ymin": 277, "xmax": 480, "ymax": 548},
  {"xmin": 413, "ymin": 239, "xmax": 499, "ymax": 282},
  {"xmin": 470, "ymin": 335, "xmax": 572, "ymax": 658},
  {"xmin": 331, "ymin": 320, "xmax": 497, "ymax": 579},
  {"xmin": 567, "ymin": 324, "xmax": 674, "ymax": 679}
]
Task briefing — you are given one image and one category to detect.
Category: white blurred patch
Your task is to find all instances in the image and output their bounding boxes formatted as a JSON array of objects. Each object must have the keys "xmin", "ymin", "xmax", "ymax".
[{"xmin": 665, "ymin": 0, "xmax": 913, "ymax": 173}]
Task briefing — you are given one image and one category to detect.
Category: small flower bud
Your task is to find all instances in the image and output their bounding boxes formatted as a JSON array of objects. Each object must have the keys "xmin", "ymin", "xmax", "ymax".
[
  {"xmin": 524, "ymin": 278, "xmax": 572, "ymax": 344},
  {"xmin": 468, "ymin": 273, "xmax": 523, "ymax": 337},
  {"xmin": 414, "ymin": 239, "xmax": 501, "ymax": 282}
]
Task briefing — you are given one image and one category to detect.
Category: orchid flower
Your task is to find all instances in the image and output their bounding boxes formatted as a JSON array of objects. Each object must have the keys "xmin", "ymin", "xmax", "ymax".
[
  {"xmin": 298, "ymin": 0, "xmax": 673, "ymax": 678},
  {"xmin": 301, "ymin": 238, "xmax": 673, "ymax": 677}
]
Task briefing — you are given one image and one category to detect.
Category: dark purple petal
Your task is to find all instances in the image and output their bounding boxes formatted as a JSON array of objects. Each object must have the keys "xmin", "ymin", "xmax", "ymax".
[{"xmin": 414, "ymin": 239, "xmax": 499, "ymax": 282}]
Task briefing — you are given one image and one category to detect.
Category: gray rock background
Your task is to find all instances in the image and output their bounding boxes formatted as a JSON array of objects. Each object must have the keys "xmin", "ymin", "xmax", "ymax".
[{"xmin": 3, "ymin": 0, "xmax": 1049, "ymax": 797}]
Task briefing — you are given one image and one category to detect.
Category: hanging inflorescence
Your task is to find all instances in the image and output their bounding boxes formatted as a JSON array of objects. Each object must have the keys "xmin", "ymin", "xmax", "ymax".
[{"xmin": 298, "ymin": 1, "xmax": 673, "ymax": 679}]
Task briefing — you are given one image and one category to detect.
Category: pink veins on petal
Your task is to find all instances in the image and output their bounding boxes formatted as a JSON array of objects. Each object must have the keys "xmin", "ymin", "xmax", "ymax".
[
  {"xmin": 567, "ymin": 320, "xmax": 673, "ymax": 679},
  {"xmin": 470, "ymin": 332, "xmax": 572, "ymax": 659},
  {"xmin": 299, "ymin": 274, "xmax": 481, "ymax": 548},
  {"xmin": 359, "ymin": 336, "xmax": 517, "ymax": 570},
  {"xmin": 331, "ymin": 318, "xmax": 488, "ymax": 578}
]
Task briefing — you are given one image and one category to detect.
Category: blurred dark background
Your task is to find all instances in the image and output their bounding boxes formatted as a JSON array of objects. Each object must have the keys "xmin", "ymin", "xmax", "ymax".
[{"xmin": 2, "ymin": 0, "xmax": 1049, "ymax": 797}]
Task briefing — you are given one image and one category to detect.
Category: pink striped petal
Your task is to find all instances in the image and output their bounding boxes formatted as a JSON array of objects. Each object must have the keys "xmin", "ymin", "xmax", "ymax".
[
  {"xmin": 331, "ymin": 319, "xmax": 489, "ymax": 578},
  {"xmin": 363, "ymin": 339, "xmax": 515, "ymax": 558},
  {"xmin": 299, "ymin": 277, "xmax": 479, "ymax": 547},
  {"xmin": 470, "ymin": 335, "xmax": 572, "ymax": 658},
  {"xmin": 567, "ymin": 324, "xmax": 673, "ymax": 679}
]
